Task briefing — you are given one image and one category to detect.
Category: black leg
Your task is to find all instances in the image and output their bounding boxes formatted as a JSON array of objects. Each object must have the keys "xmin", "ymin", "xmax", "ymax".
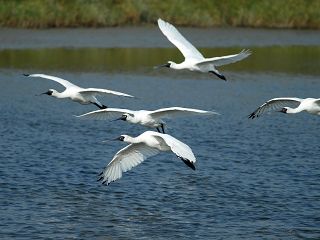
[
  {"xmin": 156, "ymin": 127, "xmax": 161, "ymax": 133},
  {"xmin": 209, "ymin": 71, "xmax": 226, "ymax": 81},
  {"xmin": 161, "ymin": 124, "xmax": 165, "ymax": 134},
  {"xmin": 93, "ymin": 102, "xmax": 107, "ymax": 109}
]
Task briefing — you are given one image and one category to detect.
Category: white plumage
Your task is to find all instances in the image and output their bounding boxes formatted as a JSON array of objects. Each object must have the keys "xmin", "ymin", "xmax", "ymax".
[
  {"xmin": 24, "ymin": 73, "xmax": 134, "ymax": 109},
  {"xmin": 98, "ymin": 131, "xmax": 196, "ymax": 185},
  {"xmin": 155, "ymin": 18, "xmax": 251, "ymax": 80},
  {"xmin": 77, "ymin": 107, "xmax": 218, "ymax": 133},
  {"xmin": 249, "ymin": 97, "xmax": 320, "ymax": 118}
]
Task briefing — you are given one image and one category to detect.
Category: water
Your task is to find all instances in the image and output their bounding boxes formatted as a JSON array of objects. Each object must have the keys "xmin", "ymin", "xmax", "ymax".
[{"xmin": 0, "ymin": 28, "xmax": 320, "ymax": 239}]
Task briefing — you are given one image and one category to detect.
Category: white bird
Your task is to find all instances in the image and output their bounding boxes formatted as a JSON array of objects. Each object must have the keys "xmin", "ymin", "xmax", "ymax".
[
  {"xmin": 77, "ymin": 107, "xmax": 218, "ymax": 133},
  {"xmin": 155, "ymin": 18, "xmax": 251, "ymax": 80},
  {"xmin": 24, "ymin": 73, "xmax": 134, "ymax": 109},
  {"xmin": 248, "ymin": 97, "xmax": 320, "ymax": 119},
  {"xmin": 98, "ymin": 131, "xmax": 196, "ymax": 185}
]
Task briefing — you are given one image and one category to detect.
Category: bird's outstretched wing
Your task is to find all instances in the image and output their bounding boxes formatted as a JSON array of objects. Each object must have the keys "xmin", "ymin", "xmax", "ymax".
[
  {"xmin": 248, "ymin": 97, "xmax": 302, "ymax": 119},
  {"xmin": 24, "ymin": 73, "xmax": 79, "ymax": 89},
  {"xmin": 196, "ymin": 49, "xmax": 251, "ymax": 67},
  {"xmin": 76, "ymin": 108, "xmax": 135, "ymax": 120},
  {"xmin": 157, "ymin": 18, "xmax": 204, "ymax": 60},
  {"xmin": 98, "ymin": 143, "xmax": 160, "ymax": 185},
  {"xmin": 149, "ymin": 107, "xmax": 219, "ymax": 119},
  {"xmin": 78, "ymin": 88, "xmax": 134, "ymax": 98},
  {"xmin": 152, "ymin": 132, "xmax": 196, "ymax": 170}
]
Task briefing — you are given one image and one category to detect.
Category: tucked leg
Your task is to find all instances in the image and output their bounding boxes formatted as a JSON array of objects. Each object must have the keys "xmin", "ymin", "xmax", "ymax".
[
  {"xmin": 93, "ymin": 102, "xmax": 107, "ymax": 109},
  {"xmin": 209, "ymin": 71, "xmax": 226, "ymax": 81},
  {"xmin": 161, "ymin": 123, "xmax": 165, "ymax": 134}
]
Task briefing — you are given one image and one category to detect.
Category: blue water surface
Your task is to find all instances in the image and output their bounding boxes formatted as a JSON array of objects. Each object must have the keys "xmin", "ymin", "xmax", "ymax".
[{"xmin": 1, "ymin": 68, "xmax": 319, "ymax": 239}]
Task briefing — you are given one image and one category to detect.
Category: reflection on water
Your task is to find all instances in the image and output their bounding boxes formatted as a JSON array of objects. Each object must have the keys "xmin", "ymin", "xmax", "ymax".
[{"xmin": 1, "ymin": 46, "xmax": 320, "ymax": 76}]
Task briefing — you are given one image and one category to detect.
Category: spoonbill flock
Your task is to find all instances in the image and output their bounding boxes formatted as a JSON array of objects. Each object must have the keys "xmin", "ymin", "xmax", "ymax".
[{"xmin": 26, "ymin": 18, "xmax": 318, "ymax": 186}]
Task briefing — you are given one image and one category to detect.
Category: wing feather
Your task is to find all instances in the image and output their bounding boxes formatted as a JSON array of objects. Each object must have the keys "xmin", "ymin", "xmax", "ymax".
[
  {"xmin": 76, "ymin": 108, "xmax": 135, "ymax": 120},
  {"xmin": 24, "ymin": 73, "xmax": 78, "ymax": 89},
  {"xmin": 248, "ymin": 97, "xmax": 302, "ymax": 119},
  {"xmin": 158, "ymin": 18, "xmax": 204, "ymax": 60},
  {"xmin": 100, "ymin": 143, "xmax": 159, "ymax": 185},
  {"xmin": 196, "ymin": 49, "xmax": 251, "ymax": 67},
  {"xmin": 153, "ymin": 133, "xmax": 196, "ymax": 168},
  {"xmin": 79, "ymin": 88, "xmax": 134, "ymax": 98},
  {"xmin": 149, "ymin": 107, "xmax": 219, "ymax": 119}
]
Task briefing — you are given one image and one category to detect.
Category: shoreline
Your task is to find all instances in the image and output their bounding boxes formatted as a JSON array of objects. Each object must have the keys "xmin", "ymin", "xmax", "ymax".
[{"xmin": 0, "ymin": 27, "xmax": 319, "ymax": 49}]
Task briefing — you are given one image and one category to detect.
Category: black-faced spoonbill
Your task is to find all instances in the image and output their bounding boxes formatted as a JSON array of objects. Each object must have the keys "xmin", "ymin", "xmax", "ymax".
[
  {"xmin": 77, "ymin": 107, "xmax": 219, "ymax": 133},
  {"xmin": 24, "ymin": 73, "xmax": 134, "ymax": 109},
  {"xmin": 98, "ymin": 131, "xmax": 196, "ymax": 185},
  {"xmin": 155, "ymin": 18, "xmax": 251, "ymax": 80},
  {"xmin": 248, "ymin": 97, "xmax": 320, "ymax": 119}
]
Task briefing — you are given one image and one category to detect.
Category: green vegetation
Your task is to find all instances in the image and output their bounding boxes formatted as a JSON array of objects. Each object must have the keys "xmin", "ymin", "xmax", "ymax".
[{"xmin": 0, "ymin": 0, "xmax": 319, "ymax": 29}]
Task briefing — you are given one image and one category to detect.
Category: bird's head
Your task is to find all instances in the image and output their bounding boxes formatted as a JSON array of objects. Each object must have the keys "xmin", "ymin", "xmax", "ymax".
[
  {"xmin": 114, "ymin": 114, "xmax": 127, "ymax": 121},
  {"xmin": 39, "ymin": 89, "xmax": 56, "ymax": 96},
  {"xmin": 279, "ymin": 107, "xmax": 288, "ymax": 114},
  {"xmin": 154, "ymin": 61, "xmax": 172, "ymax": 69},
  {"xmin": 114, "ymin": 135, "xmax": 131, "ymax": 142},
  {"xmin": 113, "ymin": 113, "xmax": 134, "ymax": 122},
  {"xmin": 102, "ymin": 134, "xmax": 131, "ymax": 144},
  {"xmin": 166, "ymin": 61, "xmax": 174, "ymax": 67}
]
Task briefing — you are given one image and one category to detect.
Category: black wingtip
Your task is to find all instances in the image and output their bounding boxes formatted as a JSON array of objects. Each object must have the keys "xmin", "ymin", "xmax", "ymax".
[
  {"xmin": 102, "ymin": 180, "xmax": 112, "ymax": 186},
  {"xmin": 248, "ymin": 112, "xmax": 258, "ymax": 119},
  {"xmin": 97, "ymin": 176, "xmax": 103, "ymax": 182},
  {"xmin": 23, "ymin": 74, "xmax": 30, "ymax": 77},
  {"xmin": 180, "ymin": 157, "xmax": 196, "ymax": 170},
  {"xmin": 248, "ymin": 113, "xmax": 255, "ymax": 119}
]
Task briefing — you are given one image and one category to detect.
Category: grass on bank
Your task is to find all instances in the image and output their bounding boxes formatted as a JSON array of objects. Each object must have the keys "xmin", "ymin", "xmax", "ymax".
[{"xmin": 0, "ymin": 0, "xmax": 319, "ymax": 29}]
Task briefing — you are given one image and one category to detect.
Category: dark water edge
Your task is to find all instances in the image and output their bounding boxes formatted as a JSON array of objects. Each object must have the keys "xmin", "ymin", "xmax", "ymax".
[
  {"xmin": 0, "ymin": 70, "xmax": 320, "ymax": 239},
  {"xmin": 1, "ymin": 46, "xmax": 320, "ymax": 77},
  {"xmin": 0, "ymin": 27, "xmax": 320, "ymax": 49}
]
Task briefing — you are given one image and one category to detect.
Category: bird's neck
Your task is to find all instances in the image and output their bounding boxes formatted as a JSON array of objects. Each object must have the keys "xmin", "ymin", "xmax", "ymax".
[
  {"xmin": 286, "ymin": 107, "xmax": 303, "ymax": 114},
  {"xmin": 52, "ymin": 91, "xmax": 64, "ymax": 99},
  {"xmin": 169, "ymin": 62, "xmax": 183, "ymax": 69},
  {"xmin": 124, "ymin": 136, "xmax": 139, "ymax": 144},
  {"xmin": 126, "ymin": 116, "xmax": 139, "ymax": 124}
]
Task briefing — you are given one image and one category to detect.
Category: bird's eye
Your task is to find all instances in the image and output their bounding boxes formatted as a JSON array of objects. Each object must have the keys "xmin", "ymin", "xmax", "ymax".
[{"xmin": 119, "ymin": 136, "xmax": 125, "ymax": 141}]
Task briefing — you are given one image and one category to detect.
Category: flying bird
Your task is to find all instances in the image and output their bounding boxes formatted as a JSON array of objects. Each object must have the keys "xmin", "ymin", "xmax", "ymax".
[
  {"xmin": 155, "ymin": 18, "xmax": 251, "ymax": 80},
  {"xmin": 77, "ymin": 107, "xmax": 218, "ymax": 133},
  {"xmin": 24, "ymin": 73, "xmax": 134, "ymax": 109},
  {"xmin": 248, "ymin": 97, "xmax": 320, "ymax": 119},
  {"xmin": 98, "ymin": 131, "xmax": 196, "ymax": 185}
]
